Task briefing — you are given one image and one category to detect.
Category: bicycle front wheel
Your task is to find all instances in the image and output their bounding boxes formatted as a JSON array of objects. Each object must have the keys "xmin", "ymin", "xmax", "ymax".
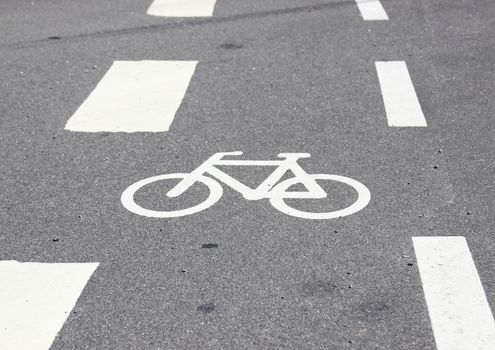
[
  {"xmin": 269, "ymin": 174, "xmax": 370, "ymax": 220},
  {"xmin": 121, "ymin": 173, "xmax": 223, "ymax": 218}
]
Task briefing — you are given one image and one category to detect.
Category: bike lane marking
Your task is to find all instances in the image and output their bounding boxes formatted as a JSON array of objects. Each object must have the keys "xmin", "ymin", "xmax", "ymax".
[
  {"xmin": 0, "ymin": 261, "xmax": 99, "ymax": 350},
  {"xmin": 375, "ymin": 61, "xmax": 427, "ymax": 127},
  {"xmin": 121, "ymin": 152, "xmax": 371, "ymax": 219},
  {"xmin": 413, "ymin": 237, "xmax": 495, "ymax": 350},
  {"xmin": 355, "ymin": 0, "xmax": 389, "ymax": 21},
  {"xmin": 147, "ymin": 0, "xmax": 217, "ymax": 17},
  {"xmin": 65, "ymin": 60, "xmax": 197, "ymax": 133}
]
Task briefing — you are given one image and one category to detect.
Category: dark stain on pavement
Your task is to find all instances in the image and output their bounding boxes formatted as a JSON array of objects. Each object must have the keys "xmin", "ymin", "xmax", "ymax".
[
  {"xmin": 197, "ymin": 302, "xmax": 215, "ymax": 314},
  {"xmin": 354, "ymin": 300, "xmax": 391, "ymax": 320},
  {"xmin": 300, "ymin": 280, "xmax": 338, "ymax": 297},
  {"xmin": 202, "ymin": 243, "xmax": 219, "ymax": 249},
  {"xmin": 220, "ymin": 42, "xmax": 243, "ymax": 50}
]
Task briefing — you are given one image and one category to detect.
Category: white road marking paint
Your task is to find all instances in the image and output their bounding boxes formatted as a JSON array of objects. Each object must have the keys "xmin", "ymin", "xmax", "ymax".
[
  {"xmin": 413, "ymin": 237, "xmax": 495, "ymax": 350},
  {"xmin": 355, "ymin": 0, "xmax": 389, "ymax": 20},
  {"xmin": 65, "ymin": 60, "xmax": 198, "ymax": 133},
  {"xmin": 375, "ymin": 61, "xmax": 427, "ymax": 127},
  {"xmin": 0, "ymin": 261, "xmax": 99, "ymax": 350},
  {"xmin": 147, "ymin": 0, "xmax": 217, "ymax": 17},
  {"xmin": 122, "ymin": 152, "xmax": 371, "ymax": 219}
]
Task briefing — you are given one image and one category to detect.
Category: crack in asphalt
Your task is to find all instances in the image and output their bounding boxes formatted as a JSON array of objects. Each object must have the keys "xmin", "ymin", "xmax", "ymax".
[{"xmin": 0, "ymin": 0, "xmax": 353, "ymax": 51}]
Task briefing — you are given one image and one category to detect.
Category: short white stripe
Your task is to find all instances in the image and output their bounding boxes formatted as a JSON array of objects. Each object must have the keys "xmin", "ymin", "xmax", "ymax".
[
  {"xmin": 0, "ymin": 261, "xmax": 99, "ymax": 350},
  {"xmin": 413, "ymin": 237, "xmax": 495, "ymax": 350},
  {"xmin": 355, "ymin": 0, "xmax": 389, "ymax": 20},
  {"xmin": 147, "ymin": 0, "xmax": 217, "ymax": 17},
  {"xmin": 375, "ymin": 61, "xmax": 427, "ymax": 127},
  {"xmin": 65, "ymin": 60, "xmax": 197, "ymax": 133}
]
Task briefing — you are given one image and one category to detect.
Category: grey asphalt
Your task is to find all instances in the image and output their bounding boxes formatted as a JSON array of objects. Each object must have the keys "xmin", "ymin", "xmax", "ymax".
[{"xmin": 1, "ymin": 0, "xmax": 494, "ymax": 348}]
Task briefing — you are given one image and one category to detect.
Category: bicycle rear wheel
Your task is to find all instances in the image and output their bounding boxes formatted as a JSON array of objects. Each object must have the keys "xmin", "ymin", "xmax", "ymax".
[{"xmin": 121, "ymin": 173, "xmax": 223, "ymax": 218}]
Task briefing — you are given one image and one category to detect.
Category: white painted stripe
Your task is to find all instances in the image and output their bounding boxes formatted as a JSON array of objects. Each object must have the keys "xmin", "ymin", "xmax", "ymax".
[
  {"xmin": 147, "ymin": 0, "xmax": 217, "ymax": 17},
  {"xmin": 65, "ymin": 60, "xmax": 198, "ymax": 133},
  {"xmin": 413, "ymin": 237, "xmax": 495, "ymax": 350},
  {"xmin": 355, "ymin": 0, "xmax": 389, "ymax": 20},
  {"xmin": 0, "ymin": 261, "xmax": 99, "ymax": 350},
  {"xmin": 375, "ymin": 61, "xmax": 427, "ymax": 127}
]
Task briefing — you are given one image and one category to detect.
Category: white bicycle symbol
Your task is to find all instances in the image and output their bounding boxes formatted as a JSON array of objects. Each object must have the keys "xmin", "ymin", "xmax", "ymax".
[{"xmin": 121, "ymin": 152, "xmax": 371, "ymax": 220}]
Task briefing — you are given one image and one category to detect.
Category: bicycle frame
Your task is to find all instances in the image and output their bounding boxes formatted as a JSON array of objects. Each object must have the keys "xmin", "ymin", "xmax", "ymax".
[{"xmin": 167, "ymin": 152, "xmax": 327, "ymax": 200}]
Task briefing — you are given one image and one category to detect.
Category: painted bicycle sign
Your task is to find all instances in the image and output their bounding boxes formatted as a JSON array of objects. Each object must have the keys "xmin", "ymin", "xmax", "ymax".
[{"xmin": 121, "ymin": 152, "xmax": 371, "ymax": 219}]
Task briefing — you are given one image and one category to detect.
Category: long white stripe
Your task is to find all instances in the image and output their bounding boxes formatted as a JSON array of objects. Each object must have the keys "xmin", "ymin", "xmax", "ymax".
[
  {"xmin": 355, "ymin": 0, "xmax": 389, "ymax": 20},
  {"xmin": 65, "ymin": 60, "xmax": 197, "ymax": 133},
  {"xmin": 375, "ymin": 61, "xmax": 427, "ymax": 127},
  {"xmin": 0, "ymin": 261, "xmax": 98, "ymax": 350},
  {"xmin": 147, "ymin": 0, "xmax": 217, "ymax": 17},
  {"xmin": 413, "ymin": 237, "xmax": 495, "ymax": 350}
]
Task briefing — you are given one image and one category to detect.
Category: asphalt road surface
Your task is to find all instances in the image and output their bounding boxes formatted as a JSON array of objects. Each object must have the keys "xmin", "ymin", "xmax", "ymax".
[{"xmin": 1, "ymin": 0, "xmax": 494, "ymax": 349}]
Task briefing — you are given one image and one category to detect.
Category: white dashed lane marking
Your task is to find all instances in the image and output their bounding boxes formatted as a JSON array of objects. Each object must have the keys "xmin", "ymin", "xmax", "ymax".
[
  {"xmin": 65, "ymin": 60, "xmax": 198, "ymax": 133},
  {"xmin": 147, "ymin": 0, "xmax": 217, "ymax": 17},
  {"xmin": 413, "ymin": 237, "xmax": 495, "ymax": 350},
  {"xmin": 0, "ymin": 261, "xmax": 99, "ymax": 350},
  {"xmin": 355, "ymin": 0, "xmax": 388, "ymax": 21},
  {"xmin": 375, "ymin": 61, "xmax": 427, "ymax": 127}
]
